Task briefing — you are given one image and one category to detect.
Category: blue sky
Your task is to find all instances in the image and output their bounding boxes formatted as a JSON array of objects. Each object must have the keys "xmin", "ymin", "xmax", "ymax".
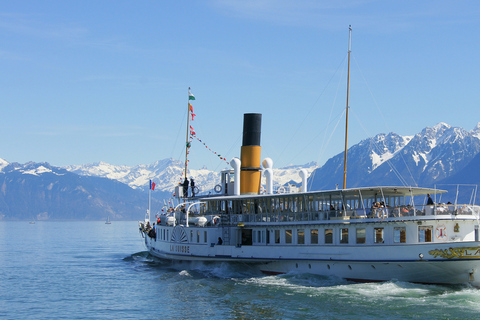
[{"xmin": 1, "ymin": 1, "xmax": 479, "ymax": 171}]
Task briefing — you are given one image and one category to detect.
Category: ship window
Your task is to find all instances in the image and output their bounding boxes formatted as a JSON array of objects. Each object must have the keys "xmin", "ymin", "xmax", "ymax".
[
  {"xmin": 190, "ymin": 230, "xmax": 193, "ymax": 242},
  {"xmin": 275, "ymin": 230, "xmax": 280, "ymax": 244},
  {"xmin": 340, "ymin": 228, "xmax": 349, "ymax": 244},
  {"xmin": 204, "ymin": 231, "xmax": 207, "ymax": 243},
  {"xmin": 476, "ymin": 226, "xmax": 479, "ymax": 242},
  {"xmin": 241, "ymin": 229, "xmax": 253, "ymax": 245},
  {"xmin": 258, "ymin": 230, "xmax": 262, "ymax": 243},
  {"xmin": 311, "ymin": 229, "xmax": 318, "ymax": 244},
  {"xmin": 394, "ymin": 227, "xmax": 406, "ymax": 243},
  {"xmin": 298, "ymin": 229, "xmax": 305, "ymax": 244},
  {"xmin": 197, "ymin": 231, "xmax": 200, "ymax": 243},
  {"xmin": 418, "ymin": 226, "xmax": 433, "ymax": 242},
  {"xmin": 285, "ymin": 230, "xmax": 292, "ymax": 244},
  {"xmin": 325, "ymin": 229, "xmax": 333, "ymax": 244},
  {"xmin": 285, "ymin": 230, "xmax": 292, "ymax": 243},
  {"xmin": 356, "ymin": 228, "xmax": 366, "ymax": 244},
  {"xmin": 374, "ymin": 228, "xmax": 384, "ymax": 243}
]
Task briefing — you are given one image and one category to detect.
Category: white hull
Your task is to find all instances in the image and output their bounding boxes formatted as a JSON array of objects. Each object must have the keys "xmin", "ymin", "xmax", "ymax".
[{"xmin": 143, "ymin": 221, "xmax": 480, "ymax": 286}]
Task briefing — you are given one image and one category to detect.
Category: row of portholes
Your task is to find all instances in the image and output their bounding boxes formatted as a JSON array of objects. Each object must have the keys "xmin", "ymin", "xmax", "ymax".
[{"xmin": 293, "ymin": 263, "xmax": 404, "ymax": 270}]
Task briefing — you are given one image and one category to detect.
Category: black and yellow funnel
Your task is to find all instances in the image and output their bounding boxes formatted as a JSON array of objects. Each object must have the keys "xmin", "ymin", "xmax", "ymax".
[{"xmin": 240, "ymin": 113, "xmax": 262, "ymax": 195}]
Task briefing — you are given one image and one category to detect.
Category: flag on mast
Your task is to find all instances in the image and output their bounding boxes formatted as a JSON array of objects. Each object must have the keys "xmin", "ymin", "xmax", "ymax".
[
  {"xmin": 188, "ymin": 90, "xmax": 195, "ymax": 100},
  {"xmin": 150, "ymin": 180, "xmax": 156, "ymax": 191}
]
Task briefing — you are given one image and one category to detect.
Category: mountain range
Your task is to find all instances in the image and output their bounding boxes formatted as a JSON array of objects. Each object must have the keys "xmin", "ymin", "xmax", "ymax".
[
  {"xmin": 1, "ymin": 122, "xmax": 479, "ymax": 220},
  {"xmin": 309, "ymin": 122, "xmax": 480, "ymax": 190}
]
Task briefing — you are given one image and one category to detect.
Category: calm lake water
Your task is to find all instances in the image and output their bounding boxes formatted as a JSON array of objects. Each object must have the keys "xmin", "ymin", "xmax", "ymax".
[{"xmin": 1, "ymin": 221, "xmax": 480, "ymax": 319}]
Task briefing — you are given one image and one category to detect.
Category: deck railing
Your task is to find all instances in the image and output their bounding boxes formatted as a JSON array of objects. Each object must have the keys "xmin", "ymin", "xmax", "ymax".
[{"xmin": 220, "ymin": 204, "xmax": 480, "ymax": 226}]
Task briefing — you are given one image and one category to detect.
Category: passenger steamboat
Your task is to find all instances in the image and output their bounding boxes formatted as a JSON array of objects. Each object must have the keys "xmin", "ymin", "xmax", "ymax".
[{"xmin": 139, "ymin": 27, "xmax": 480, "ymax": 286}]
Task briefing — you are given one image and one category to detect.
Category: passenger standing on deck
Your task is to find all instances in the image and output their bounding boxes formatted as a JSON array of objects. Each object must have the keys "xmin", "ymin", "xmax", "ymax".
[
  {"xmin": 182, "ymin": 178, "xmax": 189, "ymax": 198},
  {"xmin": 190, "ymin": 178, "xmax": 195, "ymax": 197},
  {"xmin": 427, "ymin": 194, "xmax": 434, "ymax": 205}
]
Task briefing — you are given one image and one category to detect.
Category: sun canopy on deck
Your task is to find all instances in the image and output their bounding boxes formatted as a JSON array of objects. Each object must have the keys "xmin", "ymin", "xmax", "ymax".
[{"xmin": 199, "ymin": 186, "xmax": 447, "ymax": 201}]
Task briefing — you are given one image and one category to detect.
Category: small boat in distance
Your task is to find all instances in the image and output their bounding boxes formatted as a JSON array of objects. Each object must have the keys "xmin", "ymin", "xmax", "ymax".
[
  {"xmin": 105, "ymin": 216, "xmax": 111, "ymax": 224},
  {"xmin": 138, "ymin": 27, "xmax": 480, "ymax": 287}
]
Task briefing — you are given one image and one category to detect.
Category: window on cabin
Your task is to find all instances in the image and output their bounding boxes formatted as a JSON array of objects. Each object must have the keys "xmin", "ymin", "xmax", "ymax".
[
  {"xmin": 275, "ymin": 230, "xmax": 280, "ymax": 244},
  {"xmin": 418, "ymin": 226, "xmax": 433, "ymax": 242},
  {"xmin": 197, "ymin": 231, "xmax": 200, "ymax": 243},
  {"xmin": 374, "ymin": 228, "xmax": 384, "ymax": 243},
  {"xmin": 311, "ymin": 229, "xmax": 318, "ymax": 244},
  {"xmin": 285, "ymin": 230, "xmax": 292, "ymax": 244},
  {"xmin": 297, "ymin": 229, "xmax": 305, "ymax": 244},
  {"xmin": 204, "ymin": 231, "xmax": 207, "ymax": 243},
  {"xmin": 394, "ymin": 227, "xmax": 406, "ymax": 243},
  {"xmin": 356, "ymin": 228, "xmax": 366, "ymax": 244},
  {"xmin": 340, "ymin": 228, "xmax": 349, "ymax": 244},
  {"xmin": 325, "ymin": 229, "xmax": 333, "ymax": 244}
]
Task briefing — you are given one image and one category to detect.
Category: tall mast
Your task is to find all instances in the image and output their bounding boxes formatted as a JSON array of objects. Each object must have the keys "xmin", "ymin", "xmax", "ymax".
[
  {"xmin": 148, "ymin": 180, "xmax": 151, "ymax": 222},
  {"xmin": 343, "ymin": 25, "xmax": 352, "ymax": 189},
  {"xmin": 185, "ymin": 87, "xmax": 192, "ymax": 181}
]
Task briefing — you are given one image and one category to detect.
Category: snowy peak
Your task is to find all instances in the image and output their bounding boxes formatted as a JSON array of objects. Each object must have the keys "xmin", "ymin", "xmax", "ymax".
[
  {"xmin": 1, "ymin": 161, "xmax": 67, "ymax": 177},
  {"xmin": 0, "ymin": 158, "xmax": 8, "ymax": 172},
  {"xmin": 65, "ymin": 161, "xmax": 131, "ymax": 180},
  {"xmin": 63, "ymin": 158, "xmax": 318, "ymax": 193},
  {"xmin": 64, "ymin": 158, "xmax": 185, "ymax": 191},
  {"xmin": 472, "ymin": 122, "xmax": 480, "ymax": 140},
  {"xmin": 263, "ymin": 162, "xmax": 318, "ymax": 187},
  {"xmin": 352, "ymin": 132, "xmax": 409, "ymax": 173},
  {"xmin": 23, "ymin": 165, "xmax": 53, "ymax": 176},
  {"xmin": 309, "ymin": 122, "xmax": 480, "ymax": 190}
]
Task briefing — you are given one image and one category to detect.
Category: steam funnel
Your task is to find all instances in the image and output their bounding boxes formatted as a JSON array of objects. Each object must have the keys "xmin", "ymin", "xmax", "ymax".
[{"xmin": 240, "ymin": 113, "xmax": 262, "ymax": 194}]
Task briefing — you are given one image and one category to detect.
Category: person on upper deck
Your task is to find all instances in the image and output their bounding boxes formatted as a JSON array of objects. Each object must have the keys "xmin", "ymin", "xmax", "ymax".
[
  {"xmin": 190, "ymin": 178, "xmax": 196, "ymax": 197},
  {"xmin": 182, "ymin": 178, "xmax": 189, "ymax": 198},
  {"xmin": 427, "ymin": 194, "xmax": 434, "ymax": 205}
]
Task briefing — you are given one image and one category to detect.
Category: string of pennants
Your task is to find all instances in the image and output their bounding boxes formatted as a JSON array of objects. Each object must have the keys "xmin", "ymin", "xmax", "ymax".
[
  {"xmin": 186, "ymin": 93, "xmax": 230, "ymax": 166},
  {"xmin": 189, "ymin": 127, "xmax": 230, "ymax": 165}
]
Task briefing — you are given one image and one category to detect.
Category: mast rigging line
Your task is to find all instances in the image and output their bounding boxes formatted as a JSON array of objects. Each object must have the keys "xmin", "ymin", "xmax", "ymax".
[
  {"xmin": 350, "ymin": 110, "xmax": 410, "ymax": 187},
  {"xmin": 351, "ymin": 54, "xmax": 418, "ymax": 187},
  {"xmin": 172, "ymin": 106, "xmax": 189, "ymax": 165},
  {"xmin": 308, "ymin": 108, "xmax": 347, "ymax": 190},
  {"xmin": 273, "ymin": 52, "xmax": 349, "ymax": 168}
]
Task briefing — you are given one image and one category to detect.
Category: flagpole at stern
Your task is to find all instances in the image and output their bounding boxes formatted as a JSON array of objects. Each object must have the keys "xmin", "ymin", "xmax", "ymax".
[
  {"xmin": 148, "ymin": 180, "xmax": 151, "ymax": 222},
  {"xmin": 185, "ymin": 87, "xmax": 192, "ymax": 182}
]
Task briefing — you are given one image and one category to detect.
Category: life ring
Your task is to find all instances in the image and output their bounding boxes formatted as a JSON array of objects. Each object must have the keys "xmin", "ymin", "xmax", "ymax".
[
  {"xmin": 278, "ymin": 186, "xmax": 285, "ymax": 194},
  {"xmin": 192, "ymin": 186, "xmax": 200, "ymax": 194},
  {"xmin": 260, "ymin": 186, "xmax": 265, "ymax": 194},
  {"xmin": 214, "ymin": 184, "xmax": 222, "ymax": 193},
  {"xmin": 213, "ymin": 217, "xmax": 219, "ymax": 225}
]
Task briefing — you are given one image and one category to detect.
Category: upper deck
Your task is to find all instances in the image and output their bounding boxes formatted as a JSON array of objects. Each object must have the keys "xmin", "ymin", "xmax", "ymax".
[{"xmin": 179, "ymin": 186, "xmax": 480, "ymax": 226}]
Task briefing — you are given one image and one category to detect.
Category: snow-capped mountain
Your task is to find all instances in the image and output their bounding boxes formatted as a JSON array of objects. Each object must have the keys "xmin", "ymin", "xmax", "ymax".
[
  {"xmin": 63, "ymin": 158, "xmax": 318, "ymax": 194},
  {"xmin": 0, "ymin": 161, "xmax": 150, "ymax": 220},
  {"xmin": 264, "ymin": 161, "xmax": 318, "ymax": 187},
  {"xmin": 308, "ymin": 122, "xmax": 480, "ymax": 190},
  {"xmin": 64, "ymin": 158, "xmax": 186, "ymax": 191}
]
